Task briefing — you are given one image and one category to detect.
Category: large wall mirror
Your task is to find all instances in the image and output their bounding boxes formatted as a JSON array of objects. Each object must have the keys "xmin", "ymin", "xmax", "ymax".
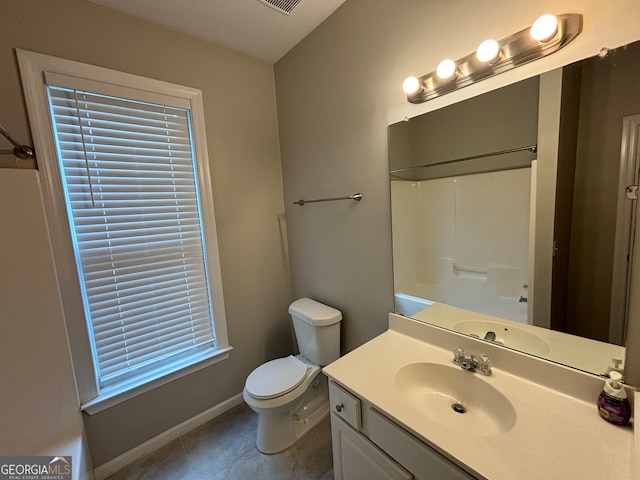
[{"xmin": 388, "ymin": 39, "xmax": 640, "ymax": 377}]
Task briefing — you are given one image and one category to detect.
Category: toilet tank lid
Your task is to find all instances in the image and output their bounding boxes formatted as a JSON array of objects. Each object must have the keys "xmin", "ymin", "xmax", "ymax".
[{"xmin": 289, "ymin": 298, "xmax": 342, "ymax": 326}]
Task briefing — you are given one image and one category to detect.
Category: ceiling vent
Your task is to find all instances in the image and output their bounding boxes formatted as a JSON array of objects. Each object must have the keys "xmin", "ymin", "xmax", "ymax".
[{"xmin": 257, "ymin": 0, "xmax": 303, "ymax": 15}]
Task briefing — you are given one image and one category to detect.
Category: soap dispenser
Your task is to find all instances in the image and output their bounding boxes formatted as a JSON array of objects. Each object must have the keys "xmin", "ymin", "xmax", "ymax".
[{"xmin": 597, "ymin": 371, "xmax": 631, "ymax": 425}]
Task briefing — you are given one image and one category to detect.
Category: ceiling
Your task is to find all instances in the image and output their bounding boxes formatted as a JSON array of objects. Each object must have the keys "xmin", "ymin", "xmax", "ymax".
[{"xmin": 88, "ymin": 0, "xmax": 347, "ymax": 64}]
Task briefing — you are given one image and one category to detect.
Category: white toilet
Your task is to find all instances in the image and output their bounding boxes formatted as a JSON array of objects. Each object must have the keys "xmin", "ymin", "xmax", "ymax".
[{"xmin": 243, "ymin": 297, "xmax": 342, "ymax": 454}]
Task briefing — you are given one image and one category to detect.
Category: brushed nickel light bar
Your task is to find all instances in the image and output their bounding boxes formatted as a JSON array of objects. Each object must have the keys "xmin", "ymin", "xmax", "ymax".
[{"xmin": 403, "ymin": 13, "xmax": 583, "ymax": 104}]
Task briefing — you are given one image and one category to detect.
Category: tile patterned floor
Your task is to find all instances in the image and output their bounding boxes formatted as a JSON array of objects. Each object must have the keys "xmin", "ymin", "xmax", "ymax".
[{"xmin": 104, "ymin": 403, "xmax": 334, "ymax": 480}]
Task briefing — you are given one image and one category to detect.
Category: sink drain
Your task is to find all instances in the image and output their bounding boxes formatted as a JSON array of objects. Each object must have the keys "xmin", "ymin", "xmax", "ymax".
[{"xmin": 452, "ymin": 403, "xmax": 467, "ymax": 414}]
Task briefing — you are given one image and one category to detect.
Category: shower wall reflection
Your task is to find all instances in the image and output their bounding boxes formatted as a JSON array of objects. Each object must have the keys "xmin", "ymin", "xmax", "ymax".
[{"xmin": 391, "ymin": 168, "xmax": 531, "ymax": 323}]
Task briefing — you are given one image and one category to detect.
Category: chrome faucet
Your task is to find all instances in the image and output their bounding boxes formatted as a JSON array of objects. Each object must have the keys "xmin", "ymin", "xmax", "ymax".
[{"xmin": 453, "ymin": 347, "xmax": 492, "ymax": 376}]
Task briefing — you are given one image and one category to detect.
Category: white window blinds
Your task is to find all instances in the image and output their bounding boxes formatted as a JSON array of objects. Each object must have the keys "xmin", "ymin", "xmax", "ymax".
[{"xmin": 47, "ymin": 85, "xmax": 217, "ymax": 387}]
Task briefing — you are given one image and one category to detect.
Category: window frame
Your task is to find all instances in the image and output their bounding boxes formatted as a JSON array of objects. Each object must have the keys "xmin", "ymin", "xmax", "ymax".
[{"xmin": 17, "ymin": 49, "xmax": 231, "ymax": 414}]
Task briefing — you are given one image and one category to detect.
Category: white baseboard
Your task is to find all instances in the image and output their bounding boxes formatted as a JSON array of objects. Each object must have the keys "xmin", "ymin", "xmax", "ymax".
[{"xmin": 93, "ymin": 392, "xmax": 244, "ymax": 480}]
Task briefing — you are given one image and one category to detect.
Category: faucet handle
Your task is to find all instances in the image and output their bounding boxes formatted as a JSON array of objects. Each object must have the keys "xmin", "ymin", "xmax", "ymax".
[
  {"xmin": 478, "ymin": 354, "xmax": 492, "ymax": 375},
  {"xmin": 453, "ymin": 347, "xmax": 466, "ymax": 363}
]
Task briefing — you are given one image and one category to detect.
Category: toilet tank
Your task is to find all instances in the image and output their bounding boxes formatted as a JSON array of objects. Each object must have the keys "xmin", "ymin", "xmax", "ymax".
[{"xmin": 288, "ymin": 298, "xmax": 342, "ymax": 366}]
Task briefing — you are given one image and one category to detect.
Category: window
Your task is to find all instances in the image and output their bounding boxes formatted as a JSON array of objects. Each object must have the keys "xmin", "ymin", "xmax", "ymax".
[{"xmin": 18, "ymin": 50, "xmax": 231, "ymax": 413}]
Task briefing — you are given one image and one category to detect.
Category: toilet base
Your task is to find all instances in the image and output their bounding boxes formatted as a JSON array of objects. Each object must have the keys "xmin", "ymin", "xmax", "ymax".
[{"xmin": 254, "ymin": 374, "xmax": 329, "ymax": 454}]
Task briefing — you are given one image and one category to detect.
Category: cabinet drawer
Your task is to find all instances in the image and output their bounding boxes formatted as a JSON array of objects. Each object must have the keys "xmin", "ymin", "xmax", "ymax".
[
  {"xmin": 329, "ymin": 381, "xmax": 361, "ymax": 430},
  {"xmin": 368, "ymin": 408, "xmax": 478, "ymax": 480}
]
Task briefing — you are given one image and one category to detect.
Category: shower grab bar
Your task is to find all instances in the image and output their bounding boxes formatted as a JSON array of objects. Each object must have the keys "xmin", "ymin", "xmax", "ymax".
[
  {"xmin": 0, "ymin": 123, "xmax": 36, "ymax": 160},
  {"xmin": 293, "ymin": 193, "xmax": 362, "ymax": 206},
  {"xmin": 453, "ymin": 264, "xmax": 488, "ymax": 275},
  {"xmin": 389, "ymin": 144, "xmax": 537, "ymax": 174}
]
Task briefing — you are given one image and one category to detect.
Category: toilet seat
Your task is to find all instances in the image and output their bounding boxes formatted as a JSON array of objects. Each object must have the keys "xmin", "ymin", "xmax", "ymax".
[{"xmin": 245, "ymin": 355, "xmax": 309, "ymax": 400}]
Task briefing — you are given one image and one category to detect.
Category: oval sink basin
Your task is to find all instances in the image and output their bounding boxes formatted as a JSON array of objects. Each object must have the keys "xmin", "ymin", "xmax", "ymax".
[
  {"xmin": 454, "ymin": 320, "xmax": 551, "ymax": 356},
  {"xmin": 394, "ymin": 362, "xmax": 516, "ymax": 436}
]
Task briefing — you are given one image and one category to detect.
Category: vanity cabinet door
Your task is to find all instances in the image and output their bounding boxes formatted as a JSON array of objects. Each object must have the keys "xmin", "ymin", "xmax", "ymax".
[
  {"xmin": 368, "ymin": 408, "xmax": 477, "ymax": 480},
  {"xmin": 331, "ymin": 414, "xmax": 413, "ymax": 480}
]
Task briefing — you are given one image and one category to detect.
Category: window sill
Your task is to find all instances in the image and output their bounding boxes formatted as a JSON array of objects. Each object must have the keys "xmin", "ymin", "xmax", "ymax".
[{"xmin": 81, "ymin": 346, "xmax": 233, "ymax": 415}]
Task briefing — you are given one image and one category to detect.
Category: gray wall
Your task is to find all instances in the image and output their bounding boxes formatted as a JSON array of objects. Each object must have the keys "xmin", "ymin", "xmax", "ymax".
[
  {"xmin": 275, "ymin": 0, "xmax": 640, "ymax": 363},
  {"xmin": 0, "ymin": 169, "xmax": 85, "ymax": 457},
  {"xmin": 1, "ymin": 0, "xmax": 291, "ymax": 466},
  {"xmin": 275, "ymin": 2, "xmax": 398, "ymax": 352},
  {"xmin": 565, "ymin": 41, "xmax": 640, "ymax": 341}
]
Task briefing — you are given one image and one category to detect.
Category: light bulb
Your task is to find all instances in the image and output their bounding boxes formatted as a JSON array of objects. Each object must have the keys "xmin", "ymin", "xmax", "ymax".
[
  {"xmin": 530, "ymin": 14, "xmax": 558, "ymax": 42},
  {"xmin": 402, "ymin": 76, "xmax": 421, "ymax": 95},
  {"xmin": 476, "ymin": 39, "xmax": 501, "ymax": 63},
  {"xmin": 436, "ymin": 59, "xmax": 457, "ymax": 80}
]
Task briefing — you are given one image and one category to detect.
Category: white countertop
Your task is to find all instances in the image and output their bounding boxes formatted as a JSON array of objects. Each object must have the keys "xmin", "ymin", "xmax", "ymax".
[{"xmin": 323, "ymin": 315, "xmax": 634, "ymax": 480}]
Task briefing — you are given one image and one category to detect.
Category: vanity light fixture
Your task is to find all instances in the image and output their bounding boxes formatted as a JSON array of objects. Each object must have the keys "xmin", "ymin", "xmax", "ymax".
[
  {"xmin": 402, "ymin": 76, "xmax": 422, "ymax": 95},
  {"xmin": 436, "ymin": 59, "xmax": 458, "ymax": 80},
  {"xmin": 476, "ymin": 39, "xmax": 501, "ymax": 64},
  {"xmin": 403, "ymin": 13, "xmax": 582, "ymax": 104},
  {"xmin": 530, "ymin": 14, "xmax": 559, "ymax": 42}
]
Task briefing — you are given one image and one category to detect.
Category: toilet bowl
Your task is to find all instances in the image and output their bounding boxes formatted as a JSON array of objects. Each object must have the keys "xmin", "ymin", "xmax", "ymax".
[
  {"xmin": 243, "ymin": 298, "xmax": 342, "ymax": 454},
  {"xmin": 243, "ymin": 355, "xmax": 329, "ymax": 453}
]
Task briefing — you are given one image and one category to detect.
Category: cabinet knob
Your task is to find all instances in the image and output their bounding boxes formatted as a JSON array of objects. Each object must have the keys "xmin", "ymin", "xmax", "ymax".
[{"xmin": 335, "ymin": 404, "xmax": 343, "ymax": 413}]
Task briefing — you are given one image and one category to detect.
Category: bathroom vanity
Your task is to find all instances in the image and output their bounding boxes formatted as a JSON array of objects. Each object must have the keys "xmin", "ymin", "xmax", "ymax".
[
  {"xmin": 328, "ymin": 380, "xmax": 475, "ymax": 479},
  {"xmin": 323, "ymin": 312, "xmax": 635, "ymax": 480}
]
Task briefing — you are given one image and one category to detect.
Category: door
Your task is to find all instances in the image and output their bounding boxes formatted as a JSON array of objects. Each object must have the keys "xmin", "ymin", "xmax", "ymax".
[
  {"xmin": 609, "ymin": 114, "xmax": 640, "ymax": 345},
  {"xmin": 331, "ymin": 414, "xmax": 412, "ymax": 480}
]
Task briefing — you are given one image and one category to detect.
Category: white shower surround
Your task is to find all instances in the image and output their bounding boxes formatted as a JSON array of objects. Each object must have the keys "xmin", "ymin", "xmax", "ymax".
[{"xmin": 392, "ymin": 168, "xmax": 531, "ymax": 324}]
